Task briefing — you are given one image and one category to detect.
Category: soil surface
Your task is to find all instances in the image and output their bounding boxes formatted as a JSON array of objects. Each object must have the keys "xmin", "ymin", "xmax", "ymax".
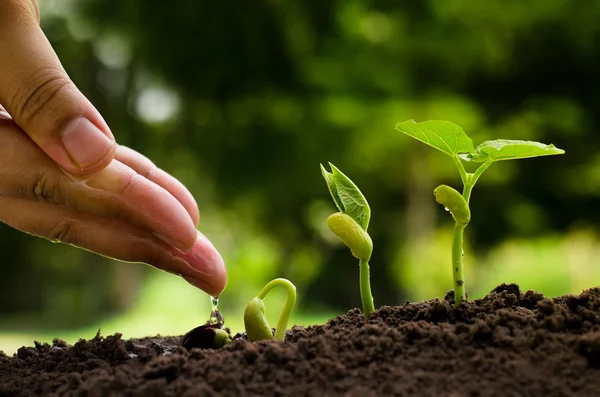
[{"xmin": 1, "ymin": 283, "xmax": 600, "ymax": 396}]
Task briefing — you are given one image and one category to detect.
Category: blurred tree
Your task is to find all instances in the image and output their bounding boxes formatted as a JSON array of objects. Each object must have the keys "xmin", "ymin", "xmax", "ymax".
[{"xmin": 1, "ymin": 0, "xmax": 599, "ymax": 329}]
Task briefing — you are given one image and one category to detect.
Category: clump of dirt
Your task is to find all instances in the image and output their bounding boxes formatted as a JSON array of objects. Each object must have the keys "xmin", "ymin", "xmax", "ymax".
[{"xmin": 1, "ymin": 283, "xmax": 600, "ymax": 396}]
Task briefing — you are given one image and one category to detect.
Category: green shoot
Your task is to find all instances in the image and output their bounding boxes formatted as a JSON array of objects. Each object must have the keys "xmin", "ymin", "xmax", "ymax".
[
  {"xmin": 244, "ymin": 278, "xmax": 297, "ymax": 342},
  {"xmin": 395, "ymin": 120, "xmax": 565, "ymax": 304},
  {"xmin": 321, "ymin": 163, "xmax": 375, "ymax": 319}
]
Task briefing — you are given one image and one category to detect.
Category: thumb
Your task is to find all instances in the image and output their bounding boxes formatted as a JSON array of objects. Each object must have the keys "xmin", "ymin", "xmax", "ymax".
[{"xmin": 0, "ymin": 0, "xmax": 116, "ymax": 175}]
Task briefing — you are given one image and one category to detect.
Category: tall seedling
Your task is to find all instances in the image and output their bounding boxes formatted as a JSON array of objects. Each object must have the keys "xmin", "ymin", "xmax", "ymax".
[
  {"xmin": 321, "ymin": 164, "xmax": 375, "ymax": 319},
  {"xmin": 396, "ymin": 120, "xmax": 564, "ymax": 304}
]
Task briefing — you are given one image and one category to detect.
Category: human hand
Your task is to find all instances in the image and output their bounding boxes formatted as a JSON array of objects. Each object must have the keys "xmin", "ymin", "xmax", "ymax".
[{"xmin": 0, "ymin": 0, "xmax": 227, "ymax": 296}]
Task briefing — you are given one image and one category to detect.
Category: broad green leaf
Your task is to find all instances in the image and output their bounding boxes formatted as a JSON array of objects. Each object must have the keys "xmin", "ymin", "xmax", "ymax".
[
  {"xmin": 459, "ymin": 139, "xmax": 565, "ymax": 162},
  {"xmin": 320, "ymin": 163, "xmax": 371, "ymax": 230},
  {"xmin": 395, "ymin": 120, "xmax": 475, "ymax": 157}
]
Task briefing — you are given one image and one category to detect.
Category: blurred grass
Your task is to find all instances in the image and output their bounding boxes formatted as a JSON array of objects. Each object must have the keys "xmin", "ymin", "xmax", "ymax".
[{"xmin": 395, "ymin": 228, "xmax": 600, "ymax": 302}]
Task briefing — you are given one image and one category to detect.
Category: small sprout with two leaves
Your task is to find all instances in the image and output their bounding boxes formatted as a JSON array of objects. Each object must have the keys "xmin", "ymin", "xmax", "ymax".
[
  {"xmin": 244, "ymin": 278, "xmax": 297, "ymax": 342},
  {"xmin": 395, "ymin": 119, "xmax": 565, "ymax": 304},
  {"xmin": 321, "ymin": 163, "xmax": 375, "ymax": 319}
]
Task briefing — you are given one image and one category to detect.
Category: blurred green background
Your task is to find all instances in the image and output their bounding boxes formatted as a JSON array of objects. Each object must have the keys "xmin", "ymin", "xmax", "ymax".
[{"xmin": 2, "ymin": 0, "xmax": 600, "ymax": 354}]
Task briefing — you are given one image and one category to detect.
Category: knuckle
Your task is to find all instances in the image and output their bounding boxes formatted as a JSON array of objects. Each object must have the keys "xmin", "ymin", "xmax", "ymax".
[
  {"xmin": 141, "ymin": 162, "xmax": 157, "ymax": 180},
  {"xmin": 29, "ymin": 171, "xmax": 66, "ymax": 205},
  {"xmin": 118, "ymin": 172, "xmax": 140, "ymax": 196},
  {"xmin": 12, "ymin": 70, "xmax": 72, "ymax": 126},
  {"xmin": 46, "ymin": 218, "xmax": 77, "ymax": 244}
]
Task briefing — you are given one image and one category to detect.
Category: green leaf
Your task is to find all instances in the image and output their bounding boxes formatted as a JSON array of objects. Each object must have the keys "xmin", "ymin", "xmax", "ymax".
[
  {"xmin": 320, "ymin": 164, "xmax": 344, "ymax": 215},
  {"xmin": 459, "ymin": 139, "xmax": 565, "ymax": 162},
  {"xmin": 320, "ymin": 163, "xmax": 371, "ymax": 230},
  {"xmin": 395, "ymin": 120, "xmax": 475, "ymax": 157}
]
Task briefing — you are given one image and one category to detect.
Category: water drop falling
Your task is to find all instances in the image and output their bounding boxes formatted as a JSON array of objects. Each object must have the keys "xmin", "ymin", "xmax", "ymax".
[{"xmin": 208, "ymin": 296, "xmax": 225, "ymax": 328}]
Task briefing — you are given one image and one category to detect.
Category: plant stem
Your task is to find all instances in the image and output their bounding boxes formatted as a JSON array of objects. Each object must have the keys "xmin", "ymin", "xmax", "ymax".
[
  {"xmin": 462, "ymin": 179, "xmax": 474, "ymax": 204},
  {"xmin": 359, "ymin": 259, "xmax": 375, "ymax": 319},
  {"xmin": 452, "ymin": 223, "xmax": 466, "ymax": 304},
  {"xmin": 463, "ymin": 160, "xmax": 492, "ymax": 203},
  {"xmin": 452, "ymin": 155, "xmax": 468, "ymax": 185},
  {"xmin": 257, "ymin": 278, "xmax": 297, "ymax": 341},
  {"xmin": 472, "ymin": 160, "xmax": 493, "ymax": 184}
]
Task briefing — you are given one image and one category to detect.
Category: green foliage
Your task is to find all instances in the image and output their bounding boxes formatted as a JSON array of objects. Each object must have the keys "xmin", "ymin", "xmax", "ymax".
[
  {"xmin": 461, "ymin": 140, "xmax": 565, "ymax": 162},
  {"xmin": 321, "ymin": 163, "xmax": 371, "ymax": 230},
  {"xmin": 394, "ymin": 120, "xmax": 475, "ymax": 156},
  {"xmin": 397, "ymin": 119, "xmax": 564, "ymax": 303}
]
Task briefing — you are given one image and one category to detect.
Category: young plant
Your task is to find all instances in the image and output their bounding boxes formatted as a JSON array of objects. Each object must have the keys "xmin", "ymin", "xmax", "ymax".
[
  {"xmin": 244, "ymin": 278, "xmax": 297, "ymax": 342},
  {"xmin": 395, "ymin": 120, "xmax": 564, "ymax": 304},
  {"xmin": 321, "ymin": 163, "xmax": 375, "ymax": 319}
]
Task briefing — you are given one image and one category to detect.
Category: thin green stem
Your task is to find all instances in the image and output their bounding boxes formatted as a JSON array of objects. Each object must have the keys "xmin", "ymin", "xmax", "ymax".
[
  {"xmin": 471, "ymin": 160, "xmax": 493, "ymax": 186},
  {"xmin": 257, "ymin": 278, "xmax": 297, "ymax": 341},
  {"xmin": 452, "ymin": 223, "xmax": 466, "ymax": 304},
  {"xmin": 359, "ymin": 259, "xmax": 375, "ymax": 319},
  {"xmin": 452, "ymin": 155, "xmax": 468, "ymax": 185},
  {"xmin": 461, "ymin": 160, "xmax": 492, "ymax": 204},
  {"xmin": 462, "ymin": 181, "xmax": 474, "ymax": 204}
]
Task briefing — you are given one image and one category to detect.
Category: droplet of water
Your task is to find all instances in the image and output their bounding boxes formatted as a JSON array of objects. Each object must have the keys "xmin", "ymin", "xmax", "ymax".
[
  {"xmin": 444, "ymin": 207, "xmax": 450, "ymax": 212},
  {"xmin": 208, "ymin": 296, "xmax": 225, "ymax": 328}
]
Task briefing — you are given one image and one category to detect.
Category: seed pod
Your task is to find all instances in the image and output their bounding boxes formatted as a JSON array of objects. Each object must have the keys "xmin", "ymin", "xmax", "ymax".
[
  {"xmin": 181, "ymin": 324, "xmax": 231, "ymax": 351},
  {"xmin": 327, "ymin": 212, "xmax": 373, "ymax": 261},
  {"xmin": 433, "ymin": 185, "xmax": 470, "ymax": 226},
  {"xmin": 244, "ymin": 297, "xmax": 274, "ymax": 342}
]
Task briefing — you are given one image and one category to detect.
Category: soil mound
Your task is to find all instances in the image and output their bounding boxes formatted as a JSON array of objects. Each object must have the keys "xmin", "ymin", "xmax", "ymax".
[{"xmin": 2, "ymin": 284, "xmax": 600, "ymax": 396}]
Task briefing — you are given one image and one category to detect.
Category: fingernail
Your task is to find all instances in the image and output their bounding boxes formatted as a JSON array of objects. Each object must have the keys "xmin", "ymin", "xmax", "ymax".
[
  {"xmin": 61, "ymin": 118, "xmax": 114, "ymax": 169},
  {"xmin": 176, "ymin": 231, "xmax": 220, "ymax": 277},
  {"xmin": 154, "ymin": 232, "xmax": 189, "ymax": 252}
]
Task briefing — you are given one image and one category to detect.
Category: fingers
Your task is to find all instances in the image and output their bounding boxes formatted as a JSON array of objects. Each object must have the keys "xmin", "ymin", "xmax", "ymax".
[
  {"xmin": 0, "ymin": 0, "xmax": 116, "ymax": 175},
  {"xmin": 0, "ymin": 196, "xmax": 228, "ymax": 297},
  {"xmin": 83, "ymin": 160, "xmax": 198, "ymax": 250},
  {"xmin": 115, "ymin": 145, "xmax": 200, "ymax": 226},
  {"xmin": 0, "ymin": 119, "xmax": 197, "ymax": 251}
]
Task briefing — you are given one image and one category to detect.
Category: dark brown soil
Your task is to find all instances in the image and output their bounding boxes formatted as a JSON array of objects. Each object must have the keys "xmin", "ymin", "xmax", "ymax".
[{"xmin": 2, "ymin": 283, "xmax": 600, "ymax": 396}]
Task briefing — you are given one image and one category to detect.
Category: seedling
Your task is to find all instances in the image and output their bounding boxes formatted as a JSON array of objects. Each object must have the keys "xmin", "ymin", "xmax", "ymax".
[
  {"xmin": 244, "ymin": 278, "xmax": 297, "ymax": 342},
  {"xmin": 181, "ymin": 323, "xmax": 231, "ymax": 351},
  {"xmin": 395, "ymin": 120, "xmax": 564, "ymax": 304},
  {"xmin": 321, "ymin": 163, "xmax": 374, "ymax": 319}
]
